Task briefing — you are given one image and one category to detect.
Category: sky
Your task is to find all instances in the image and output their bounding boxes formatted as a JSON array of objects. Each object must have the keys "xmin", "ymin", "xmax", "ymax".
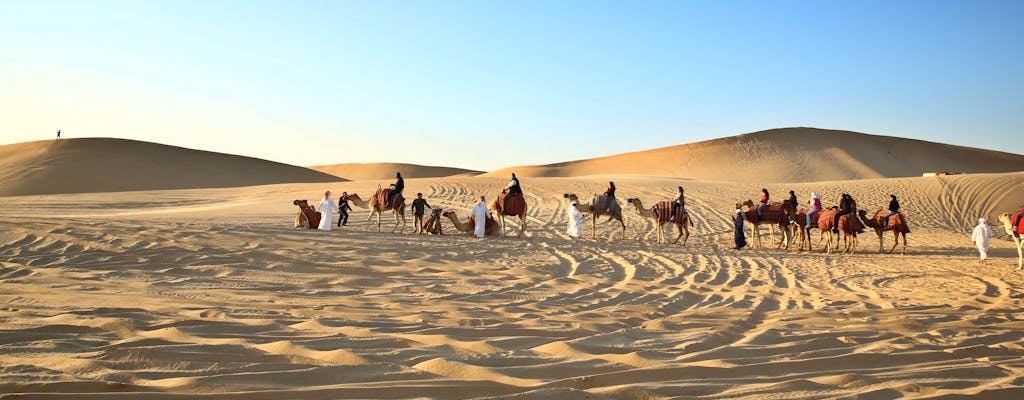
[{"xmin": 2, "ymin": 1, "xmax": 1022, "ymax": 171}]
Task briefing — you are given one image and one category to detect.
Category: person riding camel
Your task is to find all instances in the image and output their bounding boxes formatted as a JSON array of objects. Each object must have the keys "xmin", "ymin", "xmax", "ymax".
[
  {"xmin": 602, "ymin": 182, "xmax": 616, "ymax": 213},
  {"xmin": 386, "ymin": 172, "xmax": 404, "ymax": 206},
  {"xmin": 671, "ymin": 186, "xmax": 685, "ymax": 219},
  {"xmin": 757, "ymin": 188, "xmax": 769, "ymax": 219},
  {"xmin": 832, "ymin": 193, "xmax": 854, "ymax": 233},
  {"xmin": 881, "ymin": 194, "xmax": 900, "ymax": 227},
  {"xmin": 503, "ymin": 173, "xmax": 522, "ymax": 212},
  {"xmin": 806, "ymin": 192, "xmax": 821, "ymax": 229}
]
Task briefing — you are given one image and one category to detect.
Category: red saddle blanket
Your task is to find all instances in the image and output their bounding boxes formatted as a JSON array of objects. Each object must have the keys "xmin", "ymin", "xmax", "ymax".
[
  {"xmin": 501, "ymin": 193, "xmax": 526, "ymax": 216},
  {"xmin": 746, "ymin": 202, "xmax": 787, "ymax": 224},
  {"xmin": 1013, "ymin": 209, "xmax": 1024, "ymax": 235},
  {"xmin": 652, "ymin": 201, "xmax": 688, "ymax": 224},
  {"xmin": 372, "ymin": 188, "xmax": 404, "ymax": 209},
  {"xmin": 869, "ymin": 210, "xmax": 909, "ymax": 231},
  {"xmin": 302, "ymin": 206, "xmax": 321, "ymax": 229}
]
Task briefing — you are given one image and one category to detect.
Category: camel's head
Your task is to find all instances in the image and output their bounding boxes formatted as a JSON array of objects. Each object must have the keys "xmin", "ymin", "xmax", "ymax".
[
  {"xmin": 857, "ymin": 209, "xmax": 868, "ymax": 217},
  {"xmin": 626, "ymin": 198, "xmax": 637, "ymax": 204},
  {"xmin": 442, "ymin": 210, "xmax": 453, "ymax": 218},
  {"xmin": 564, "ymin": 193, "xmax": 578, "ymax": 201},
  {"xmin": 293, "ymin": 199, "xmax": 309, "ymax": 208},
  {"xmin": 997, "ymin": 213, "xmax": 1011, "ymax": 224},
  {"xmin": 741, "ymin": 199, "xmax": 755, "ymax": 208},
  {"xmin": 347, "ymin": 193, "xmax": 361, "ymax": 201}
]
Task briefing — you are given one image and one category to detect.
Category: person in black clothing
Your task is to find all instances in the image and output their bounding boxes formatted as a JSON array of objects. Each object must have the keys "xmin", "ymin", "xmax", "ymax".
[
  {"xmin": 504, "ymin": 173, "xmax": 522, "ymax": 212},
  {"xmin": 833, "ymin": 193, "xmax": 854, "ymax": 233},
  {"xmin": 337, "ymin": 192, "xmax": 351, "ymax": 226},
  {"xmin": 410, "ymin": 193, "xmax": 431, "ymax": 232},
  {"xmin": 671, "ymin": 186, "xmax": 685, "ymax": 218},
  {"xmin": 602, "ymin": 182, "xmax": 616, "ymax": 212},
  {"xmin": 881, "ymin": 194, "xmax": 900, "ymax": 226},
  {"xmin": 387, "ymin": 172, "xmax": 404, "ymax": 206}
]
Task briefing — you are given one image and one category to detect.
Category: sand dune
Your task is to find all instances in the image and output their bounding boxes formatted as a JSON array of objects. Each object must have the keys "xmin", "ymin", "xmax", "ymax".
[
  {"xmin": 309, "ymin": 163, "xmax": 481, "ymax": 180},
  {"xmin": 0, "ymin": 138, "xmax": 342, "ymax": 197},
  {"xmin": 483, "ymin": 127, "xmax": 1024, "ymax": 182},
  {"xmin": 2, "ymin": 172, "xmax": 1023, "ymax": 398}
]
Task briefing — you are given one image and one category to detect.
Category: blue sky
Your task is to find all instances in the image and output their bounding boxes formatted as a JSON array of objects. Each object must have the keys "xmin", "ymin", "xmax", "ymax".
[{"xmin": 2, "ymin": 1, "xmax": 1022, "ymax": 171}]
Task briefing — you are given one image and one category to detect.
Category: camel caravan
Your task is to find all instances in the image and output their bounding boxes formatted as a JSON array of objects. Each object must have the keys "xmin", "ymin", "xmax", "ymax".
[{"xmin": 289, "ymin": 172, "xmax": 1024, "ymax": 266}]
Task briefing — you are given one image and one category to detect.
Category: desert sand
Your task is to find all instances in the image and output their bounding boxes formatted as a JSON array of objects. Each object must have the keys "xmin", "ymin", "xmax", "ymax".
[
  {"xmin": 309, "ymin": 163, "xmax": 481, "ymax": 181},
  {"xmin": 3, "ymin": 169, "xmax": 1024, "ymax": 399},
  {"xmin": 483, "ymin": 128, "xmax": 1024, "ymax": 182}
]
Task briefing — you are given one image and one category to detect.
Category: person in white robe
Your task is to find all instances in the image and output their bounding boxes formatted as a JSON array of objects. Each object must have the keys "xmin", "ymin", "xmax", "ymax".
[
  {"xmin": 971, "ymin": 217, "xmax": 992, "ymax": 264},
  {"xmin": 317, "ymin": 190, "xmax": 339, "ymax": 231},
  {"xmin": 469, "ymin": 195, "xmax": 488, "ymax": 238},
  {"xmin": 566, "ymin": 199, "xmax": 584, "ymax": 238}
]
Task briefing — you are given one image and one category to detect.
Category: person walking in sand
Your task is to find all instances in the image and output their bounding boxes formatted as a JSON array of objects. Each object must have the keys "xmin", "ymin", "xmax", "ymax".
[
  {"xmin": 566, "ymin": 198, "xmax": 584, "ymax": 238},
  {"xmin": 410, "ymin": 193, "xmax": 432, "ymax": 233},
  {"xmin": 469, "ymin": 195, "xmax": 488, "ymax": 238},
  {"xmin": 734, "ymin": 208, "xmax": 747, "ymax": 249},
  {"xmin": 336, "ymin": 192, "xmax": 351, "ymax": 227},
  {"xmin": 971, "ymin": 218, "xmax": 992, "ymax": 265},
  {"xmin": 316, "ymin": 190, "xmax": 339, "ymax": 231}
]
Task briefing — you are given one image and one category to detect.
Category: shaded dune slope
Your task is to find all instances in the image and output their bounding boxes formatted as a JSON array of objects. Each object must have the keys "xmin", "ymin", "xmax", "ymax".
[{"xmin": 309, "ymin": 162, "xmax": 481, "ymax": 181}]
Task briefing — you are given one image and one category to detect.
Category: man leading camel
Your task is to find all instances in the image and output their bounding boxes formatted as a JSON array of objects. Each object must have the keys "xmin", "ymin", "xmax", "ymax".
[{"xmin": 469, "ymin": 195, "xmax": 488, "ymax": 238}]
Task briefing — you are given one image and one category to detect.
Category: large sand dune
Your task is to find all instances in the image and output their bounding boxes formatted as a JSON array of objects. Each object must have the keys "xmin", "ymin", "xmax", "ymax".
[
  {"xmin": 309, "ymin": 163, "xmax": 481, "ymax": 180},
  {"xmin": 2, "ymin": 172, "xmax": 1023, "ymax": 398},
  {"xmin": 0, "ymin": 138, "xmax": 343, "ymax": 197},
  {"xmin": 484, "ymin": 128, "xmax": 1024, "ymax": 182}
]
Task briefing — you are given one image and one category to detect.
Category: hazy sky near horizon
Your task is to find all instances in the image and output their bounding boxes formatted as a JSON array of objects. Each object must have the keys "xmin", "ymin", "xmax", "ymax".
[{"xmin": 2, "ymin": 1, "xmax": 1022, "ymax": 171}]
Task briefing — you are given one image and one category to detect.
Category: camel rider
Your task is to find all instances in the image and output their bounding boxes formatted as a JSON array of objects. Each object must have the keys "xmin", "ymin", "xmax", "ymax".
[
  {"xmin": 671, "ymin": 186, "xmax": 685, "ymax": 218},
  {"xmin": 832, "ymin": 193, "xmax": 854, "ymax": 233},
  {"xmin": 785, "ymin": 190, "xmax": 798, "ymax": 223},
  {"xmin": 806, "ymin": 192, "xmax": 821, "ymax": 229},
  {"xmin": 504, "ymin": 173, "xmax": 522, "ymax": 212},
  {"xmin": 757, "ymin": 188, "xmax": 769, "ymax": 218},
  {"xmin": 603, "ymin": 182, "xmax": 616, "ymax": 212},
  {"xmin": 881, "ymin": 194, "xmax": 900, "ymax": 226},
  {"xmin": 386, "ymin": 172, "xmax": 404, "ymax": 206}
]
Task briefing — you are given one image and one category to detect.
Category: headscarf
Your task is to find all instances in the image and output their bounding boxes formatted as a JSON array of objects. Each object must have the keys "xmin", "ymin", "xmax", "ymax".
[{"xmin": 324, "ymin": 190, "xmax": 331, "ymax": 199}]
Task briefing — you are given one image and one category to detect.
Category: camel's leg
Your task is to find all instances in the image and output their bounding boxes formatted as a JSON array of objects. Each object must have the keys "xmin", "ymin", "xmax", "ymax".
[
  {"xmin": 878, "ymin": 231, "xmax": 884, "ymax": 253},
  {"xmin": 888, "ymin": 231, "xmax": 899, "ymax": 254},
  {"xmin": 1016, "ymin": 237, "xmax": 1023, "ymax": 270},
  {"xmin": 520, "ymin": 215, "xmax": 526, "ymax": 238},
  {"xmin": 592, "ymin": 214, "xmax": 597, "ymax": 239},
  {"xmin": 619, "ymin": 217, "xmax": 626, "ymax": 240},
  {"xmin": 377, "ymin": 210, "xmax": 383, "ymax": 232},
  {"xmin": 901, "ymin": 232, "xmax": 907, "ymax": 255}
]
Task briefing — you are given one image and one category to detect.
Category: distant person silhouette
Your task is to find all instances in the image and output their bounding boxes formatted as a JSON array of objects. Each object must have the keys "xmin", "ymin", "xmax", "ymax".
[{"xmin": 56, "ymin": 129, "xmax": 61, "ymax": 139}]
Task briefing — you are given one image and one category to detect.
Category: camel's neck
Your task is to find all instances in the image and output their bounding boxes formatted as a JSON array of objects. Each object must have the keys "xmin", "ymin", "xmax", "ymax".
[
  {"xmin": 349, "ymin": 197, "xmax": 370, "ymax": 208},
  {"xmin": 629, "ymin": 201, "xmax": 653, "ymax": 219},
  {"xmin": 446, "ymin": 215, "xmax": 471, "ymax": 232}
]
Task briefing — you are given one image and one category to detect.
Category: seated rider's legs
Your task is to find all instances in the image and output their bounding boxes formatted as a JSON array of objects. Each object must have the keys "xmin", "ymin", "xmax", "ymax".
[
  {"xmin": 806, "ymin": 208, "xmax": 818, "ymax": 228},
  {"xmin": 756, "ymin": 203, "xmax": 766, "ymax": 217},
  {"xmin": 882, "ymin": 211, "xmax": 897, "ymax": 226},
  {"xmin": 672, "ymin": 202, "xmax": 680, "ymax": 217}
]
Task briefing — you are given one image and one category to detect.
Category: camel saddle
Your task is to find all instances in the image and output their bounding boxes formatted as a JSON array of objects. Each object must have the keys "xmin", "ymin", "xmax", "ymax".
[
  {"xmin": 593, "ymin": 195, "xmax": 618, "ymax": 212},
  {"xmin": 747, "ymin": 202, "xmax": 787, "ymax": 224},
  {"xmin": 1013, "ymin": 209, "xmax": 1024, "ymax": 235},
  {"xmin": 652, "ymin": 201, "xmax": 688, "ymax": 224},
  {"xmin": 869, "ymin": 210, "xmax": 909, "ymax": 232},
  {"xmin": 302, "ymin": 206, "xmax": 321, "ymax": 229},
  {"xmin": 502, "ymin": 192, "xmax": 526, "ymax": 216},
  {"xmin": 838, "ymin": 213, "xmax": 864, "ymax": 235},
  {"xmin": 468, "ymin": 213, "xmax": 498, "ymax": 231},
  {"xmin": 372, "ymin": 188, "xmax": 404, "ymax": 209},
  {"xmin": 816, "ymin": 209, "xmax": 837, "ymax": 230}
]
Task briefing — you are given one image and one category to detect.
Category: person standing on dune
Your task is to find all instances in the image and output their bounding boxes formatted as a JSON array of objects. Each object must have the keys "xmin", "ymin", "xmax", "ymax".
[
  {"xmin": 410, "ymin": 193, "xmax": 432, "ymax": 233},
  {"xmin": 734, "ymin": 208, "xmax": 747, "ymax": 249},
  {"xmin": 566, "ymin": 198, "xmax": 584, "ymax": 238},
  {"xmin": 337, "ymin": 192, "xmax": 351, "ymax": 227},
  {"xmin": 317, "ymin": 190, "xmax": 339, "ymax": 231}
]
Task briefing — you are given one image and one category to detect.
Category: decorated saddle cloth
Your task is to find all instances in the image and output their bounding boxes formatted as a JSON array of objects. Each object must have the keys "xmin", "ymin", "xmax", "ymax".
[
  {"xmin": 816, "ymin": 209, "xmax": 838, "ymax": 230},
  {"xmin": 502, "ymin": 193, "xmax": 526, "ymax": 216},
  {"xmin": 1014, "ymin": 209, "xmax": 1024, "ymax": 235},
  {"xmin": 755, "ymin": 202, "xmax": 787, "ymax": 223},
  {"xmin": 592, "ymin": 195, "xmax": 618, "ymax": 212},
  {"xmin": 371, "ymin": 188, "xmax": 404, "ymax": 209},
  {"xmin": 421, "ymin": 207, "xmax": 443, "ymax": 234},
  {"xmin": 303, "ymin": 206, "xmax": 321, "ymax": 229},
  {"xmin": 468, "ymin": 213, "xmax": 499, "ymax": 230},
  {"xmin": 652, "ymin": 201, "xmax": 688, "ymax": 224},
  {"xmin": 838, "ymin": 213, "xmax": 865, "ymax": 234},
  {"xmin": 870, "ymin": 210, "xmax": 908, "ymax": 230}
]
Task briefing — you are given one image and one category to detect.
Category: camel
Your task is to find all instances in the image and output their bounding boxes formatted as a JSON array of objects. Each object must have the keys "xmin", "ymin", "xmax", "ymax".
[
  {"xmin": 293, "ymin": 200, "xmax": 320, "ymax": 229},
  {"xmin": 739, "ymin": 200, "xmax": 791, "ymax": 248},
  {"xmin": 347, "ymin": 192, "xmax": 406, "ymax": 233},
  {"xmin": 858, "ymin": 209, "xmax": 910, "ymax": 255},
  {"xmin": 997, "ymin": 211, "xmax": 1024, "ymax": 270},
  {"xmin": 441, "ymin": 210, "xmax": 500, "ymax": 237},
  {"xmin": 815, "ymin": 208, "xmax": 861, "ymax": 255},
  {"xmin": 626, "ymin": 198, "xmax": 692, "ymax": 245},
  {"xmin": 491, "ymin": 190, "xmax": 527, "ymax": 237},
  {"xmin": 564, "ymin": 193, "xmax": 625, "ymax": 239}
]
